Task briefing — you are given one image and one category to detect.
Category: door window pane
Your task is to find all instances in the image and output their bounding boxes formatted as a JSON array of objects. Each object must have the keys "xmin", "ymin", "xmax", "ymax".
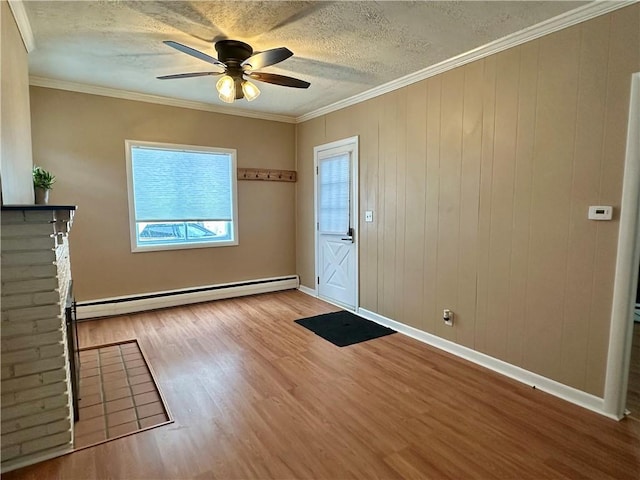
[{"xmin": 318, "ymin": 153, "xmax": 350, "ymax": 234}]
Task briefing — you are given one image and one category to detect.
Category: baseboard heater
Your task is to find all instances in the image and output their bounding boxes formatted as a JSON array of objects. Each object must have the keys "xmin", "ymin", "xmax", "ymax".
[{"xmin": 76, "ymin": 275, "xmax": 299, "ymax": 320}]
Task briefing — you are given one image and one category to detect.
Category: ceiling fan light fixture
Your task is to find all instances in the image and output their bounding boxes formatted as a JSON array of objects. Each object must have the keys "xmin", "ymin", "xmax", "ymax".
[
  {"xmin": 242, "ymin": 80, "xmax": 260, "ymax": 102},
  {"xmin": 216, "ymin": 75, "xmax": 235, "ymax": 103},
  {"xmin": 162, "ymin": 39, "xmax": 310, "ymax": 104}
]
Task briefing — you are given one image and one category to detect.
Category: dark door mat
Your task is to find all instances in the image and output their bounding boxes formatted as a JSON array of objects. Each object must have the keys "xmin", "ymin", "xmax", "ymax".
[{"xmin": 295, "ymin": 311, "xmax": 396, "ymax": 347}]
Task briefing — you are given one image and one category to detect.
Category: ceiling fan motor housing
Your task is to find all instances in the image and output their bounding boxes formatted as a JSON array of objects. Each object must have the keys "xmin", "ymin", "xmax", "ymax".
[{"xmin": 215, "ymin": 40, "xmax": 253, "ymax": 66}]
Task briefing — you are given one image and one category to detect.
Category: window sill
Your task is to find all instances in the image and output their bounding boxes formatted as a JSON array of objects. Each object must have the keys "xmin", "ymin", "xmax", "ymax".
[{"xmin": 131, "ymin": 240, "xmax": 238, "ymax": 253}]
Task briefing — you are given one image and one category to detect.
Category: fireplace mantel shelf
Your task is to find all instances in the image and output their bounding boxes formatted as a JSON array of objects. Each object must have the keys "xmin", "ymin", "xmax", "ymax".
[{"xmin": 1, "ymin": 204, "xmax": 77, "ymax": 211}]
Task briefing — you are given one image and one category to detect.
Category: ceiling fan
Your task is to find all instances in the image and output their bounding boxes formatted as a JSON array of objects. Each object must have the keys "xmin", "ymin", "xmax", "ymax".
[{"xmin": 158, "ymin": 39, "xmax": 310, "ymax": 103}]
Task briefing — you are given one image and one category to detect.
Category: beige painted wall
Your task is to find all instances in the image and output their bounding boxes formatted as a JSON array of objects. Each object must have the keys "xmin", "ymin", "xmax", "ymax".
[
  {"xmin": 1, "ymin": 1, "xmax": 34, "ymax": 204},
  {"xmin": 30, "ymin": 87, "xmax": 296, "ymax": 301},
  {"xmin": 296, "ymin": 5, "xmax": 640, "ymax": 397}
]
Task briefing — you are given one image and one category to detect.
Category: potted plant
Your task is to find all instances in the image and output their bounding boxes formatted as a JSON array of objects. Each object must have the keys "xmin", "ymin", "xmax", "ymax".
[{"xmin": 33, "ymin": 166, "xmax": 56, "ymax": 205}]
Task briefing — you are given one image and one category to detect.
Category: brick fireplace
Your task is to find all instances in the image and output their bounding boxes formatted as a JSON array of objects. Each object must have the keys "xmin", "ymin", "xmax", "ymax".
[{"xmin": 1, "ymin": 205, "xmax": 77, "ymax": 473}]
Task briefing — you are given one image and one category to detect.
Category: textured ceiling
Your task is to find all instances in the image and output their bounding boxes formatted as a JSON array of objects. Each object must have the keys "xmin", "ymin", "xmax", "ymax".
[{"xmin": 23, "ymin": 1, "xmax": 589, "ymax": 118}]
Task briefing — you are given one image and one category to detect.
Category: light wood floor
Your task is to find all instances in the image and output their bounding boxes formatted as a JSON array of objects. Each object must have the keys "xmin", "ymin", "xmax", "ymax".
[
  {"xmin": 5, "ymin": 290, "xmax": 640, "ymax": 479},
  {"xmin": 627, "ymin": 321, "xmax": 640, "ymax": 419}
]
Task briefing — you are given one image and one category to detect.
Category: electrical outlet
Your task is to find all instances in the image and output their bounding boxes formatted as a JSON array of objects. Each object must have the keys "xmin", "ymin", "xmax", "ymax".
[{"xmin": 443, "ymin": 309, "xmax": 453, "ymax": 326}]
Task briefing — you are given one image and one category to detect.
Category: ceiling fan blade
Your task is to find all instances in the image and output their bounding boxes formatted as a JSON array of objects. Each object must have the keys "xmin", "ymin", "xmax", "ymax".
[
  {"xmin": 246, "ymin": 72, "xmax": 310, "ymax": 89},
  {"xmin": 241, "ymin": 47, "xmax": 293, "ymax": 70},
  {"xmin": 163, "ymin": 40, "xmax": 225, "ymax": 67},
  {"xmin": 157, "ymin": 72, "xmax": 222, "ymax": 80}
]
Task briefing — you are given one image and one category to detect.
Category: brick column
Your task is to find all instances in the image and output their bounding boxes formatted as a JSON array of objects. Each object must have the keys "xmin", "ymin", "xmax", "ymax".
[{"xmin": 1, "ymin": 206, "xmax": 76, "ymax": 472}]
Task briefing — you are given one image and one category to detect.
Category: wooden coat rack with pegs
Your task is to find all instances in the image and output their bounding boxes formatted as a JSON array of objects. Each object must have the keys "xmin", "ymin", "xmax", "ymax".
[{"xmin": 237, "ymin": 168, "xmax": 297, "ymax": 182}]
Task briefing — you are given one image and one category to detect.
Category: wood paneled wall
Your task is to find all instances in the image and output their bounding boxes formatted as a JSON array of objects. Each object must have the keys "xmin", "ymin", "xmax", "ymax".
[{"xmin": 295, "ymin": 5, "xmax": 640, "ymax": 397}]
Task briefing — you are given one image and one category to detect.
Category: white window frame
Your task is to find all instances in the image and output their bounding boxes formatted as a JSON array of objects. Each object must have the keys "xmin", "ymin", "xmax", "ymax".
[{"xmin": 125, "ymin": 139, "xmax": 239, "ymax": 253}]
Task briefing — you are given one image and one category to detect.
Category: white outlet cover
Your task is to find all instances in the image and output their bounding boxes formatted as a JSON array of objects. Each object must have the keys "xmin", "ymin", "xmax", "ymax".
[{"xmin": 365, "ymin": 211, "xmax": 373, "ymax": 222}]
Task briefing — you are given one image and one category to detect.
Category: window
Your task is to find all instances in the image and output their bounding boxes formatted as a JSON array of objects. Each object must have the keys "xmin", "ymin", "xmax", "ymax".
[
  {"xmin": 318, "ymin": 152, "xmax": 351, "ymax": 234},
  {"xmin": 125, "ymin": 140, "xmax": 238, "ymax": 252}
]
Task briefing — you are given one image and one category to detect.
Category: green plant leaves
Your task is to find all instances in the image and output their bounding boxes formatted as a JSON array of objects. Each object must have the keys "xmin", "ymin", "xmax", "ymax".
[{"xmin": 33, "ymin": 166, "xmax": 56, "ymax": 190}]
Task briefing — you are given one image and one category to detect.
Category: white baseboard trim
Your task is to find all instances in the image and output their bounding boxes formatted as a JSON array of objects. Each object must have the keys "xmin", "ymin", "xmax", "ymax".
[
  {"xmin": 297, "ymin": 288, "xmax": 614, "ymax": 418},
  {"xmin": 76, "ymin": 275, "xmax": 299, "ymax": 320},
  {"xmin": 297, "ymin": 285, "xmax": 357, "ymax": 312},
  {"xmin": 356, "ymin": 307, "xmax": 615, "ymax": 420},
  {"xmin": 1, "ymin": 444, "xmax": 73, "ymax": 474},
  {"xmin": 298, "ymin": 285, "xmax": 318, "ymax": 297}
]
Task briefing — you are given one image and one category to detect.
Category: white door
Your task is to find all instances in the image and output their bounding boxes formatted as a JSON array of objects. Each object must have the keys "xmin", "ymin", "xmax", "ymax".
[{"xmin": 315, "ymin": 137, "xmax": 358, "ymax": 309}]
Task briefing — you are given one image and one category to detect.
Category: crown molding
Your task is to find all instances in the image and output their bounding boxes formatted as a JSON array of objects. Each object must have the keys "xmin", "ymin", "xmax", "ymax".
[
  {"xmin": 295, "ymin": 0, "xmax": 637, "ymax": 124},
  {"xmin": 7, "ymin": 0, "xmax": 35, "ymax": 52},
  {"xmin": 29, "ymin": 76, "xmax": 297, "ymax": 124},
  {"xmin": 25, "ymin": 1, "xmax": 635, "ymax": 125}
]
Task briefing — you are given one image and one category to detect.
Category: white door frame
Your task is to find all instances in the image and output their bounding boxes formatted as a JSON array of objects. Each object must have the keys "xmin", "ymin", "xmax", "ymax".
[
  {"xmin": 603, "ymin": 72, "xmax": 640, "ymax": 419},
  {"xmin": 313, "ymin": 136, "xmax": 359, "ymax": 310}
]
